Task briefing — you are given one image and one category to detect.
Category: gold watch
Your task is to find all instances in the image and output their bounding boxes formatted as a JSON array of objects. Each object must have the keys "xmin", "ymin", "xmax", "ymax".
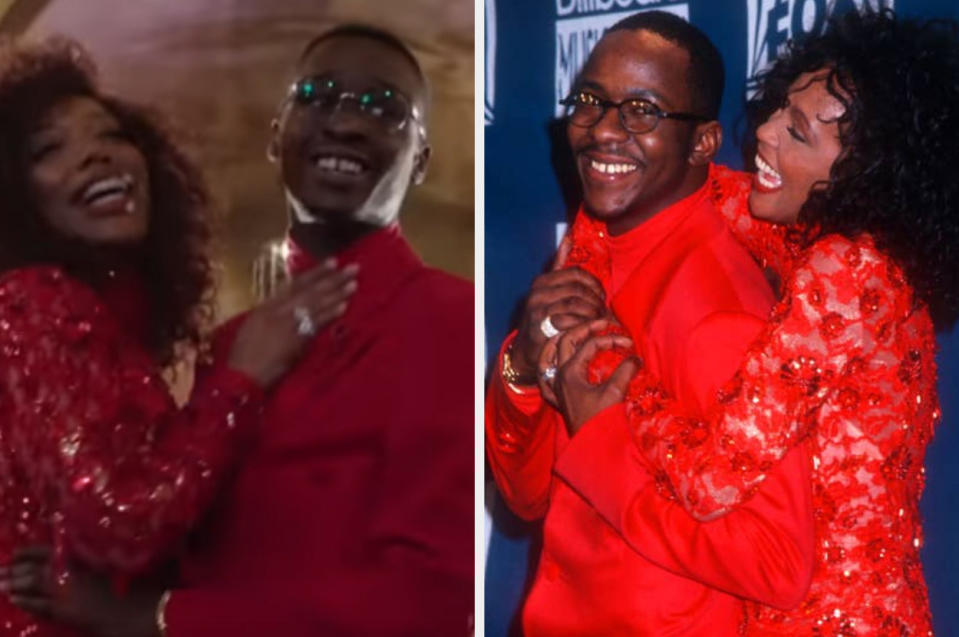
[{"xmin": 502, "ymin": 343, "xmax": 537, "ymax": 388}]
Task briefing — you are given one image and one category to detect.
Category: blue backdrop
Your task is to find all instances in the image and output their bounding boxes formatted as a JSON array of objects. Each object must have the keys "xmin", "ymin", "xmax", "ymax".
[{"xmin": 484, "ymin": 1, "xmax": 959, "ymax": 635}]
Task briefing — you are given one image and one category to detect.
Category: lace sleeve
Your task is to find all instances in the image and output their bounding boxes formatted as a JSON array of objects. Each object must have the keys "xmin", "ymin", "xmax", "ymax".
[
  {"xmin": 0, "ymin": 267, "xmax": 262, "ymax": 572},
  {"xmin": 628, "ymin": 236, "xmax": 902, "ymax": 520},
  {"xmin": 710, "ymin": 164, "xmax": 801, "ymax": 275}
]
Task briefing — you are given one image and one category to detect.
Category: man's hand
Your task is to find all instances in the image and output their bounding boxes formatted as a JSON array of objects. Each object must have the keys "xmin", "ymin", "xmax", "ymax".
[
  {"xmin": 538, "ymin": 319, "xmax": 640, "ymax": 435},
  {"xmin": 0, "ymin": 546, "xmax": 162, "ymax": 637},
  {"xmin": 511, "ymin": 241, "xmax": 608, "ymax": 382},
  {"xmin": 229, "ymin": 259, "xmax": 359, "ymax": 388}
]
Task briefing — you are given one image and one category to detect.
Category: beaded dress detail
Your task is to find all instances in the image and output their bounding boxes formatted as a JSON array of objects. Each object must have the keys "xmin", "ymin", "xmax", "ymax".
[{"xmin": 0, "ymin": 266, "xmax": 262, "ymax": 636}]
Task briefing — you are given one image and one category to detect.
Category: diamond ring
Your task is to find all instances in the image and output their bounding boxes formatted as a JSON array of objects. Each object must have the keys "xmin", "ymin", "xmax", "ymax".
[
  {"xmin": 293, "ymin": 306, "xmax": 316, "ymax": 337},
  {"xmin": 540, "ymin": 315, "xmax": 560, "ymax": 339},
  {"xmin": 542, "ymin": 366, "xmax": 557, "ymax": 381}
]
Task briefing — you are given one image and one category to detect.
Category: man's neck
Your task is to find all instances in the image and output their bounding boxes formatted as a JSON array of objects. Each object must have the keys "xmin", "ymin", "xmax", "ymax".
[{"xmin": 289, "ymin": 217, "xmax": 383, "ymax": 261}]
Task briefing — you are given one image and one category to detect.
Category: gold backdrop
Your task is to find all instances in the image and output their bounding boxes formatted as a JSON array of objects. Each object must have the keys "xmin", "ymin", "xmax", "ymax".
[{"xmin": 1, "ymin": 0, "xmax": 474, "ymax": 320}]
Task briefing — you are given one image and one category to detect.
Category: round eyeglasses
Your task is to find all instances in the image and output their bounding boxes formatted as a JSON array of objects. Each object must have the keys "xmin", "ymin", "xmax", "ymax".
[
  {"xmin": 559, "ymin": 91, "xmax": 709, "ymax": 134},
  {"xmin": 290, "ymin": 76, "xmax": 423, "ymax": 134}
]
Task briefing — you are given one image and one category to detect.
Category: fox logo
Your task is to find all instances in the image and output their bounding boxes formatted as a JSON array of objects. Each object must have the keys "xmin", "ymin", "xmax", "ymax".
[{"xmin": 746, "ymin": 0, "xmax": 893, "ymax": 93}]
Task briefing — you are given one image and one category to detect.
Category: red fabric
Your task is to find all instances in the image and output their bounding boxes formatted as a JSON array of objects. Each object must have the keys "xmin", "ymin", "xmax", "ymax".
[
  {"xmin": 169, "ymin": 227, "xmax": 474, "ymax": 636},
  {"xmin": 486, "ymin": 169, "xmax": 816, "ymax": 636},
  {"xmin": 0, "ymin": 266, "xmax": 263, "ymax": 637},
  {"xmin": 625, "ymin": 167, "xmax": 938, "ymax": 635}
]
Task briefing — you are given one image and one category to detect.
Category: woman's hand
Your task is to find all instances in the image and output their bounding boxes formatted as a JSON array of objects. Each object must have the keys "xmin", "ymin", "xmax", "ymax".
[{"xmin": 0, "ymin": 546, "xmax": 163, "ymax": 637}]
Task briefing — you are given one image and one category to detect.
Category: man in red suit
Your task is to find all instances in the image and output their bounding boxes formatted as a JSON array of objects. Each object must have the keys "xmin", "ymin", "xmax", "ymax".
[
  {"xmin": 3, "ymin": 24, "xmax": 473, "ymax": 637},
  {"xmin": 486, "ymin": 11, "xmax": 814, "ymax": 636}
]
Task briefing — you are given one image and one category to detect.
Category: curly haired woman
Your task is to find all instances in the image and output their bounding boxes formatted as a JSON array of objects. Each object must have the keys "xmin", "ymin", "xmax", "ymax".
[
  {"xmin": 0, "ymin": 38, "xmax": 357, "ymax": 636},
  {"xmin": 545, "ymin": 10, "xmax": 959, "ymax": 635}
]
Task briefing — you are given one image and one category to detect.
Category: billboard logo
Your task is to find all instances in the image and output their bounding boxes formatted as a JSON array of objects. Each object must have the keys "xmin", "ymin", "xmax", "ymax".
[
  {"xmin": 556, "ymin": 0, "xmax": 681, "ymax": 17},
  {"xmin": 554, "ymin": 3, "xmax": 688, "ymax": 117},
  {"xmin": 746, "ymin": 0, "xmax": 893, "ymax": 93}
]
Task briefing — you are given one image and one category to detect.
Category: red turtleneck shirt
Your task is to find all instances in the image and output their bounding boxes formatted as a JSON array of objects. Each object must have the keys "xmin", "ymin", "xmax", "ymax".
[
  {"xmin": 486, "ymin": 175, "xmax": 815, "ymax": 636},
  {"xmin": 167, "ymin": 226, "xmax": 474, "ymax": 636}
]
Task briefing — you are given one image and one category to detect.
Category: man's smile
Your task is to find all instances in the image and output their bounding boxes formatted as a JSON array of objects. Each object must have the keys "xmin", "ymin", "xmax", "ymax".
[{"xmin": 579, "ymin": 151, "xmax": 643, "ymax": 183}]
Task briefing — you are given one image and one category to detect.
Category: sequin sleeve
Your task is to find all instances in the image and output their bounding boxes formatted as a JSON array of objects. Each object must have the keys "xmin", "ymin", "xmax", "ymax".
[
  {"xmin": 628, "ymin": 235, "xmax": 904, "ymax": 520},
  {"xmin": 0, "ymin": 267, "xmax": 263, "ymax": 573},
  {"xmin": 710, "ymin": 164, "xmax": 801, "ymax": 275}
]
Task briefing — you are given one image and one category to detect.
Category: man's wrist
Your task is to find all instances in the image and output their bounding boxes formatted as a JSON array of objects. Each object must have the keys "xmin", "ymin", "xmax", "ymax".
[{"xmin": 502, "ymin": 342, "xmax": 537, "ymax": 389}]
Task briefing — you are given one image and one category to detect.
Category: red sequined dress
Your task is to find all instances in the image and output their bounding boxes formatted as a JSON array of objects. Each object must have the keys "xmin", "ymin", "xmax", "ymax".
[
  {"xmin": 568, "ymin": 164, "xmax": 937, "ymax": 635},
  {"xmin": 0, "ymin": 266, "xmax": 263, "ymax": 637}
]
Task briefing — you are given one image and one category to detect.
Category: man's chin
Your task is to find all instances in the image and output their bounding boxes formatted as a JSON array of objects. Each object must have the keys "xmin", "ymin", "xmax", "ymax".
[
  {"xmin": 579, "ymin": 179, "xmax": 642, "ymax": 216},
  {"xmin": 294, "ymin": 175, "xmax": 370, "ymax": 204},
  {"xmin": 292, "ymin": 194, "xmax": 368, "ymax": 224},
  {"xmin": 581, "ymin": 198, "xmax": 630, "ymax": 222}
]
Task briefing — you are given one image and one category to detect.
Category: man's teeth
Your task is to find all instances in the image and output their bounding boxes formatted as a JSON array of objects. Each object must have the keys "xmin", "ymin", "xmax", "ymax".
[
  {"xmin": 755, "ymin": 154, "xmax": 782, "ymax": 189},
  {"xmin": 316, "ymin": 156, "xmax": 365, "ymax": 175},
  {"xmin": 590, "ymin": 159, "xmax": 637, "ymax": 175}
]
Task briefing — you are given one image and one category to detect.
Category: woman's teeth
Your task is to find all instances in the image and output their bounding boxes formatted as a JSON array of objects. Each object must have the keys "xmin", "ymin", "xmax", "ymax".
[
  {"xmin": 755, "ymin": 154, "xmax": 782, "ymax": 189},
  {"xmin": 82, "ymin": 173, "xmax": 137, "ymax": 213}
]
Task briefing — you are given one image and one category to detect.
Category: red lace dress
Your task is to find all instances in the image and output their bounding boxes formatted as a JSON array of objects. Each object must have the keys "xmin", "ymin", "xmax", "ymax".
[
  {"xmin": 568, "ymin": 164, "xmax": 937, "ymax": 635},
  {"xmin": 0, "ymin": 266, "xmax": 263, "ymax": 637}
]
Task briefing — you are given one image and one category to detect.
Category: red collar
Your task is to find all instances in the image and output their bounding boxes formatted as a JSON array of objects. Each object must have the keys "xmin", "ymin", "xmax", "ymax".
[
  {"xmin": 284, "ymin": 225, "xmax": 424, "ymax": 322},
  {"xmin": 563, "ymin": 163, "xmax": 731, "ymax": 389},
  {"xmin": 565, "ymin": 163, "xmax": 720, "ymax": 287},
  {"xmin": 605, "ymin": 176, "xmax": 710, "ymax": 295}
]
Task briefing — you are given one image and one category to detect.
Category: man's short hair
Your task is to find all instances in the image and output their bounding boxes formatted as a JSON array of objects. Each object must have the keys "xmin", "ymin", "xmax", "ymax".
[
  {"xmin": 298, "ymin": 23, "xmax": 425, "ymax": 85},
  {"xmin": 607, "ymin": 11, "xmax": 724, "ymax": 120}
]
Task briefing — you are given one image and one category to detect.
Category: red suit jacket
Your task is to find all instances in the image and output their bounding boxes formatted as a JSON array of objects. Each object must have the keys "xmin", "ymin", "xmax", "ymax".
[
  {"xmin": 167, "ymin": 227, "xmax": 474, "ymax": 636},
  {"xmin": 486, "ymin": 179, "xmax": 816, "ymax": 636}
]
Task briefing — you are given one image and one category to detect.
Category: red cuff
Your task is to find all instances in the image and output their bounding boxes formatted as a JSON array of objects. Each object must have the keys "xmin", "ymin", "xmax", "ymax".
[
  {"xmin": 495, "ymin": 332, "xmax": 543, "ymax": 412},
  {"xmin": 487, "ymin": 333, "xmax": 553, "ymax": 456},
  {"xmin": 554, "ymin": 402, "xmax": 651, "ymax": 531}
]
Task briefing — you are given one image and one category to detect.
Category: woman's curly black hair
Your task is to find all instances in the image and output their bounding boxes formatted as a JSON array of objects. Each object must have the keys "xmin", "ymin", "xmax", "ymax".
[
  {"xmin": 0, "ymin": 37, "xmax": 214, "ymax": 366},
  {"xmin": 745, "ymin": 9, "xmax": 959, "ymax": 332}
]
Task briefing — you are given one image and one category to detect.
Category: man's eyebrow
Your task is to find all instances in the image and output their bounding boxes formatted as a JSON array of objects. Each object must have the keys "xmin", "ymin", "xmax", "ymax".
[
  {"xmin": 572, "ymin": 80, "xmax": 673, "ymax": 107},
  {"xmin": 574, "ymin": 79, "xmax": 606, "ymax": 94}
]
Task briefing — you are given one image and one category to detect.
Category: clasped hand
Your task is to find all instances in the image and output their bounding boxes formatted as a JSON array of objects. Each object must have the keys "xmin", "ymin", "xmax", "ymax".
[
  {"xmin": 538, "ymin": 318, "xmax": 641, "ymax": 435},
  {"xmin": 511, "ymin": 241, "xmax": 640, "ymax": 435}
]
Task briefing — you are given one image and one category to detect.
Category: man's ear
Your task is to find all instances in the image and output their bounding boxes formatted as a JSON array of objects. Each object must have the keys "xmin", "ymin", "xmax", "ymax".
[
  {"xmin": 266, "ymin": 118, "xmax": 280, "ymax": 163},
  {"xmin": 688, "ymin": 120, "xmax": 722, "ymax": 166},
  {"xmin": 411, "ymin": 144, "xmax": 432, "ymax": 186}
]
